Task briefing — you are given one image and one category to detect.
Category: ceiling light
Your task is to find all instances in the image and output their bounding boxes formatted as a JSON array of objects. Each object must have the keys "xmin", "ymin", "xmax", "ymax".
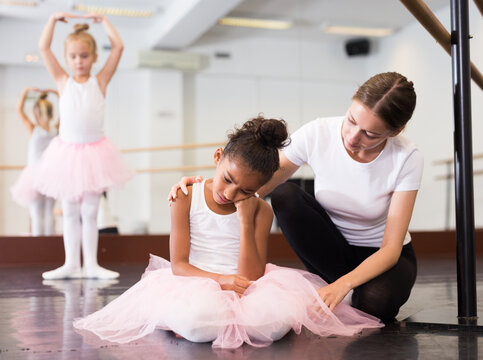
[
  {"xmin": 0, "ymin": 0, "xmax": 37, "ymax": 6},
  {"xmin": 218, "ymin": 17, "xmax": 292, "ymax": 30},
  {"xmin": 73, "ymin": 4, "xmax": 154, "ymax": 17},
  {"xmin": 324, "ymin": 25, "xmax": 394, "ymax": 37}
]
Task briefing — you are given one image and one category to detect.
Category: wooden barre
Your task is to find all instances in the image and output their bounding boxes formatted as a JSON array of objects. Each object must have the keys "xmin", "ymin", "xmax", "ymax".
[
  {"xmin": 399, "ymin": 0, "xmax": 483, "ymax": 91},
  {"xmin": 136, "ymin": 165, "xmax": 216, "ymax": 173},
  {"xmin": 433, "ymin": 152, "xmax": 483, "ymax": 165},
  {"xmin": 474, "ymin": 0, "xmax": 483, "ymax": 16},
  {"xmin": 435, "ymin": 168, "xmax": 483, "ymax": 180},
  {"xmin": 121, "ymin": 142, "xmax": 225, "ymax": 153}
]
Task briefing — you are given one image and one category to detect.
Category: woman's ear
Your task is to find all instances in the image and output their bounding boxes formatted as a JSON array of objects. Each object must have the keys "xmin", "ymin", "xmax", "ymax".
[{"xmin": 213, "ymin": 147, "xmax": 224, "ymax": 165}]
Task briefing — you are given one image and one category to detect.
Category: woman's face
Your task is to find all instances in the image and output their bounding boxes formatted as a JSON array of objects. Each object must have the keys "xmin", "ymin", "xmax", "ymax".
[
  {"xmin": 341, "ymin": 100, "xmax": 398, "ymax": 156},
  {"xmin": 65, "ymin": 39, "xmax": 97, "ymax": 77},
  {"xmin": 212, "ymin": 149, "xmax": 265, "ymax": 205}
]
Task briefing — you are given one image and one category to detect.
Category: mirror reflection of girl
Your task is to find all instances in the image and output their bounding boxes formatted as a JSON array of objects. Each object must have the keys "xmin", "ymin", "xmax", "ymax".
[
  {"xmin": 28, "ymin": 12, "xmax": 132, "ymax": 280},
  {"xmin": 11, "ymin": 88, "xmax": 58, "ymax": 236},
  {"xmin": 74, "ymin": 117, "xmax": 382, "ymax": 349}
]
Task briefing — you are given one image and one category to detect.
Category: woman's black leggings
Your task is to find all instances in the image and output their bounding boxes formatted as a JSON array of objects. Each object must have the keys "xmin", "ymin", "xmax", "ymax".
[{"xmin": 270, "ymin": 182, "xmax": 417, "ymax": 323}]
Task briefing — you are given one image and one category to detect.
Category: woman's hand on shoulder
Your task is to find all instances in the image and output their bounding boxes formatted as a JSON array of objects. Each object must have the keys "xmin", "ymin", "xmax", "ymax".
[
  {"xmin": 234, "ymin": 194, "xmax": 260, "ymax": 226},
  {"xmin": 168, "ymin": 176, "xmax": 203, "ymax": 203},
  {"xmin": 217, "ymin": 274, "xmax": 252, "ymax": 297}
]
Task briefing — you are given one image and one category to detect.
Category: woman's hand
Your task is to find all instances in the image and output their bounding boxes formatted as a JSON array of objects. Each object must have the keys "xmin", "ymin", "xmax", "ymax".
[
  {"xmin": 317, "ymin": 279, "xmax": 352, "ymax": 311},
  {"xmin": 234, "ymin": 195, "xmax": 259, "ymax": 226},
  {"xmin": 168, "ymin": 176, "xmax": 203, "ymax": 202},
  {"xmin": 217, "ymin": 274, "xmax": 252, "ymax": 297}
]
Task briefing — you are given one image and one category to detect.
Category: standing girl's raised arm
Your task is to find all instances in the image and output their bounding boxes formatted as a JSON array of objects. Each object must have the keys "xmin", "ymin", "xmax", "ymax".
[
  {"xmin": 89, "ymin": 14, "xmax": 124, "ymax": 94},
  {"xmin": 38, "ymin": 13, "xmax": 71, "ymax": 89}
]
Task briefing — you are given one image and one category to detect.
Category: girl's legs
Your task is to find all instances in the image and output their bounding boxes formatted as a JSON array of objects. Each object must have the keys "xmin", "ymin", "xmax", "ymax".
[
  {"xmin": 42, "ymin": 198, "xmax": 82, "ymax": 279},
  {"xmin": 271, "ymin": 182, "xmax": 417, "ymax": 322},
  {"xmin": 81, "ymin": 192, "xmax": 119, "ymax": 279},
  {"xmin": 29, "ymin": 196, "xmax": 45, "ymax": 236}
]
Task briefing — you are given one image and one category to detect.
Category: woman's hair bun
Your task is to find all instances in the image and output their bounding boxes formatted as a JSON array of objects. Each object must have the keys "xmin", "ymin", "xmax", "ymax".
[
  {"xmin": 73, "ymin": 23, "xmax": 89, "ymax": 33},
  {"xmin": 38, "ymin": 91, "xmax": 48, "ymax": 100}
]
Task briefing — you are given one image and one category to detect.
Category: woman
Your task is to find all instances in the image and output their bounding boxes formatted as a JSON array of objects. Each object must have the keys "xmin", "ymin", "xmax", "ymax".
[{"xmin": 169, "ymin": 72, "xmax": 423, "ymax": 323}]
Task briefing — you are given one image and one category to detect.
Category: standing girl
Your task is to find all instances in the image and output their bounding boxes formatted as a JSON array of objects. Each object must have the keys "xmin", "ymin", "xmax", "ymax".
[
  {"xmin": 74, "ymin": 117, "xmax": 382, "ymax": 349},
  {"xmin": 34, "ymin": 12, "xmax": 132, "ymax": 280},
  {"xmin": 11, "ymin": 88, "xmax": 58, "ymax": 236}
]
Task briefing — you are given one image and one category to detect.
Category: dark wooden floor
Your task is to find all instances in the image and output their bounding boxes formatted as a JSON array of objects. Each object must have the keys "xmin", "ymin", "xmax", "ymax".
[{"xmin": 1, "ymin": 257, "xmax": 483, "ymax": 360}]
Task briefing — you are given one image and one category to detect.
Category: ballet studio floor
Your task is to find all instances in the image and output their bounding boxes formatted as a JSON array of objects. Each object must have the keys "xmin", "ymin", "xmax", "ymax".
[{"xmin": 1, "ymin": 257, "xmax": 483, "ymax": 360}]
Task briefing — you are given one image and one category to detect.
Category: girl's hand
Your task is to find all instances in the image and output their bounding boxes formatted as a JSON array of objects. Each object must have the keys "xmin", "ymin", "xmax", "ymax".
[
  {"xmin": 217, "ymin": 274, "xmax": 252, "ymax": 297},
  {"xmin": 83, "ymin": 13, "xmax": 106, "ymax": 23},
  {"xmin": 316, "ymin": 279, "xmax": 352, "ymax": 311},
  {"xmin": 168, "ymin": 176, "xmax": 203, "ymax": 202},
  {"xmin": 234, "ymin": 195, "xmax": 259, "ymax": 226},
  {"xmin": 51, "ymin": 12, "xmax": 74, "ymax": 23}
]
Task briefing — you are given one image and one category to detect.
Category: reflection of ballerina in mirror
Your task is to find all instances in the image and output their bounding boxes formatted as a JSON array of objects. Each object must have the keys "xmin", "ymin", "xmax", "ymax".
[
  {"xmin": 10, "ymin": 87, "xmax": 58, "ymax": 236},
  {"xmin": 9, "ymin": 278, "xmax": 118, "ymax": 358}
]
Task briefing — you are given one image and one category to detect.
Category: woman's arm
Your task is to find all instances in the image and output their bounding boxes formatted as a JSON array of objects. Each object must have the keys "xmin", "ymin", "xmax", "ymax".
[
  {"xmin": 169, "ymin": 187, "xmax": 252, "ymax": 296},
  {"xmin": 16, "ymin": 87, "xmax": 36, "ymax": 134},
  {"xmin": 91, "ymin": 14, "xmax": 124, "ymax": 94},
  {"xmin": 257, "ymin": 151, "xmax": 300, "ymax": 197},
  {"xmin": 38, "ymin": 13, "xmax": 70, "ymax": 89},
  {"xmin": 236, "ymin": 197, "xmax": 272, "ymax": 280},
  {"xmin": 317, "ymin": 190, "xmax": 418, "ymax": 311}
]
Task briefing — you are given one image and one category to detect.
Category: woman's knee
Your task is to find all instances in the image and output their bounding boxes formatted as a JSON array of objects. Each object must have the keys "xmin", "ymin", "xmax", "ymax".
[{"xmin": 271, "ymin": 182, "xmax": 302, "ymax": 212}]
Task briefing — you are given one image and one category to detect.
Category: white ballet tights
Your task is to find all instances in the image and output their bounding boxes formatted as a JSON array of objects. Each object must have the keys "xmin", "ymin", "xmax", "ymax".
[
  {"xmin": 42, "ymin": 192, "xmax": 119, "ymax": 280},
  {"xmin": 29, "ymin": 195, "xmax": 55, "ymax": 236}
]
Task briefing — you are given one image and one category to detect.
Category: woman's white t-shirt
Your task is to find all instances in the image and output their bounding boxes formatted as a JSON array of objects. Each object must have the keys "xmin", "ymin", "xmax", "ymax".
[{"xmin": 282, "ymin": 117, "xmax": 424, "ymax": 248}]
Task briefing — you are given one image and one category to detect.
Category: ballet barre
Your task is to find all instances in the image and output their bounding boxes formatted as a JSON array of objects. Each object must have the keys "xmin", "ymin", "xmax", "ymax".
[
  {"xmin": 120, "ymin": 142, "xmax": 225, "ymax": 153},
  {"xmin": 399, "ymin": 0, "xmax": 483, "ymax": 90}
]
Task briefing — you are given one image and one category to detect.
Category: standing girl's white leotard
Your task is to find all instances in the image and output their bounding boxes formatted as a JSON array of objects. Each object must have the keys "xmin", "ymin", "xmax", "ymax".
[
  {"xmin": 73, "ymin": 181, "xmax": 382, "ymax": 349},
  {"xmin": 29, "ymin": 77, "xmax": 133, "ymax": 201},
  {"xmin": 11, "ymin": 125, "xmax": 57, "ymax": 206}
]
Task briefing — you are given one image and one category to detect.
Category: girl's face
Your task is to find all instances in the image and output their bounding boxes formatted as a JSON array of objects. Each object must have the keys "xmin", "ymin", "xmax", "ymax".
[
  {"xmin": 65, "ymin": 40, "xmax": 97, "ymax": 77},
  {"xmin": 341, "ymin": 100, "xmax": 399, "ymax": 156},
  {"xmin": 212, "ymin": 149, "xmax": 265, "ymax": 205}
]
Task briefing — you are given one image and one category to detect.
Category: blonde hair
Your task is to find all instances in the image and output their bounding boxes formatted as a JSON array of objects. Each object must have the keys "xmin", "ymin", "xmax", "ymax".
[
  {"xmin": 33, "ymin": 92, "xmax": 54, "ymax": 122},
  {"xmin": 65, "ymin": 23, "xmax": 97, "ymax": 55}
]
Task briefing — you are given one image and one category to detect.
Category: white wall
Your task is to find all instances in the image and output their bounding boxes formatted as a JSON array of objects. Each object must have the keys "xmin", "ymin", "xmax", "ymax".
[{"xmin": 367, "ymin": 3, "xmax": 483, "ymax": 230}]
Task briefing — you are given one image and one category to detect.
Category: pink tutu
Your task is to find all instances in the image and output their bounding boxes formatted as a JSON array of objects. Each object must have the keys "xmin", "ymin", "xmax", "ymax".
[
  {"xmin": 13, "ymin": 136, "xmax": 133, "ymax": 203},
  {"xmin": 74, "ymin": 255, "xmax": 383, "ymax": 349},
  {"xmin": 10, "ymin": 165, "xmax": 42, "ymax": 206}
]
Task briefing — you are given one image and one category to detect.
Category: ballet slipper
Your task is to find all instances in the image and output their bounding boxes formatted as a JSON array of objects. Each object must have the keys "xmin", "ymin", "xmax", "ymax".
[
  {"xmin": 42, "ymin": 264, "xmax": 83, "ymax": 280},
  {"xmin": 82, "ymin": 265, "xmax": 119, "ymax": 280}
]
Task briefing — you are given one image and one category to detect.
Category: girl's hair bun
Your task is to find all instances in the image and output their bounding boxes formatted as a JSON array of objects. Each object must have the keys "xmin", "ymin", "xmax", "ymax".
[
  {"xmin": 38, "ymin": 91, "xmax": 48, "ymax": 100},
  {"xmin": 73, "ymin": 23, "xmax": 89, "ymax": 33}
]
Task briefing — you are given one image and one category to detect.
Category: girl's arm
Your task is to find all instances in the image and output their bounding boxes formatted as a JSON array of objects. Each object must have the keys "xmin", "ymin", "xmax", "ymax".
[
  {"xmin": 38, "ymin": 13, "xmax": 70, "ymax": 90},
  {"xmin": 317, "ymin": 190, "xmax": 418, "ymax": 311},
  {"xmin": 236, "ymin": 197, "xmax": 272, "ymax": 280},
  {"xmin": 89, "ymin": 14, "xmax": 124, "ymax": 95},
  {"xmin": 169, "ymin": 187, "xmax": 252, "ymax": 297},
  {"xmin": 16, "ymin": 87, "xmax": 36, "ymax": 134}
]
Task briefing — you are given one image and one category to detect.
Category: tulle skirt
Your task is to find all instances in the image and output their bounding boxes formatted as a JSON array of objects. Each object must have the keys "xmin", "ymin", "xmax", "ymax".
[
  {"xmin": 11, "ymin": 136, "xmax": 133, "ymax": 204},
  {"xmin": 73, "ymin": 255, "xmax": 383, "ymax": 349}
]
